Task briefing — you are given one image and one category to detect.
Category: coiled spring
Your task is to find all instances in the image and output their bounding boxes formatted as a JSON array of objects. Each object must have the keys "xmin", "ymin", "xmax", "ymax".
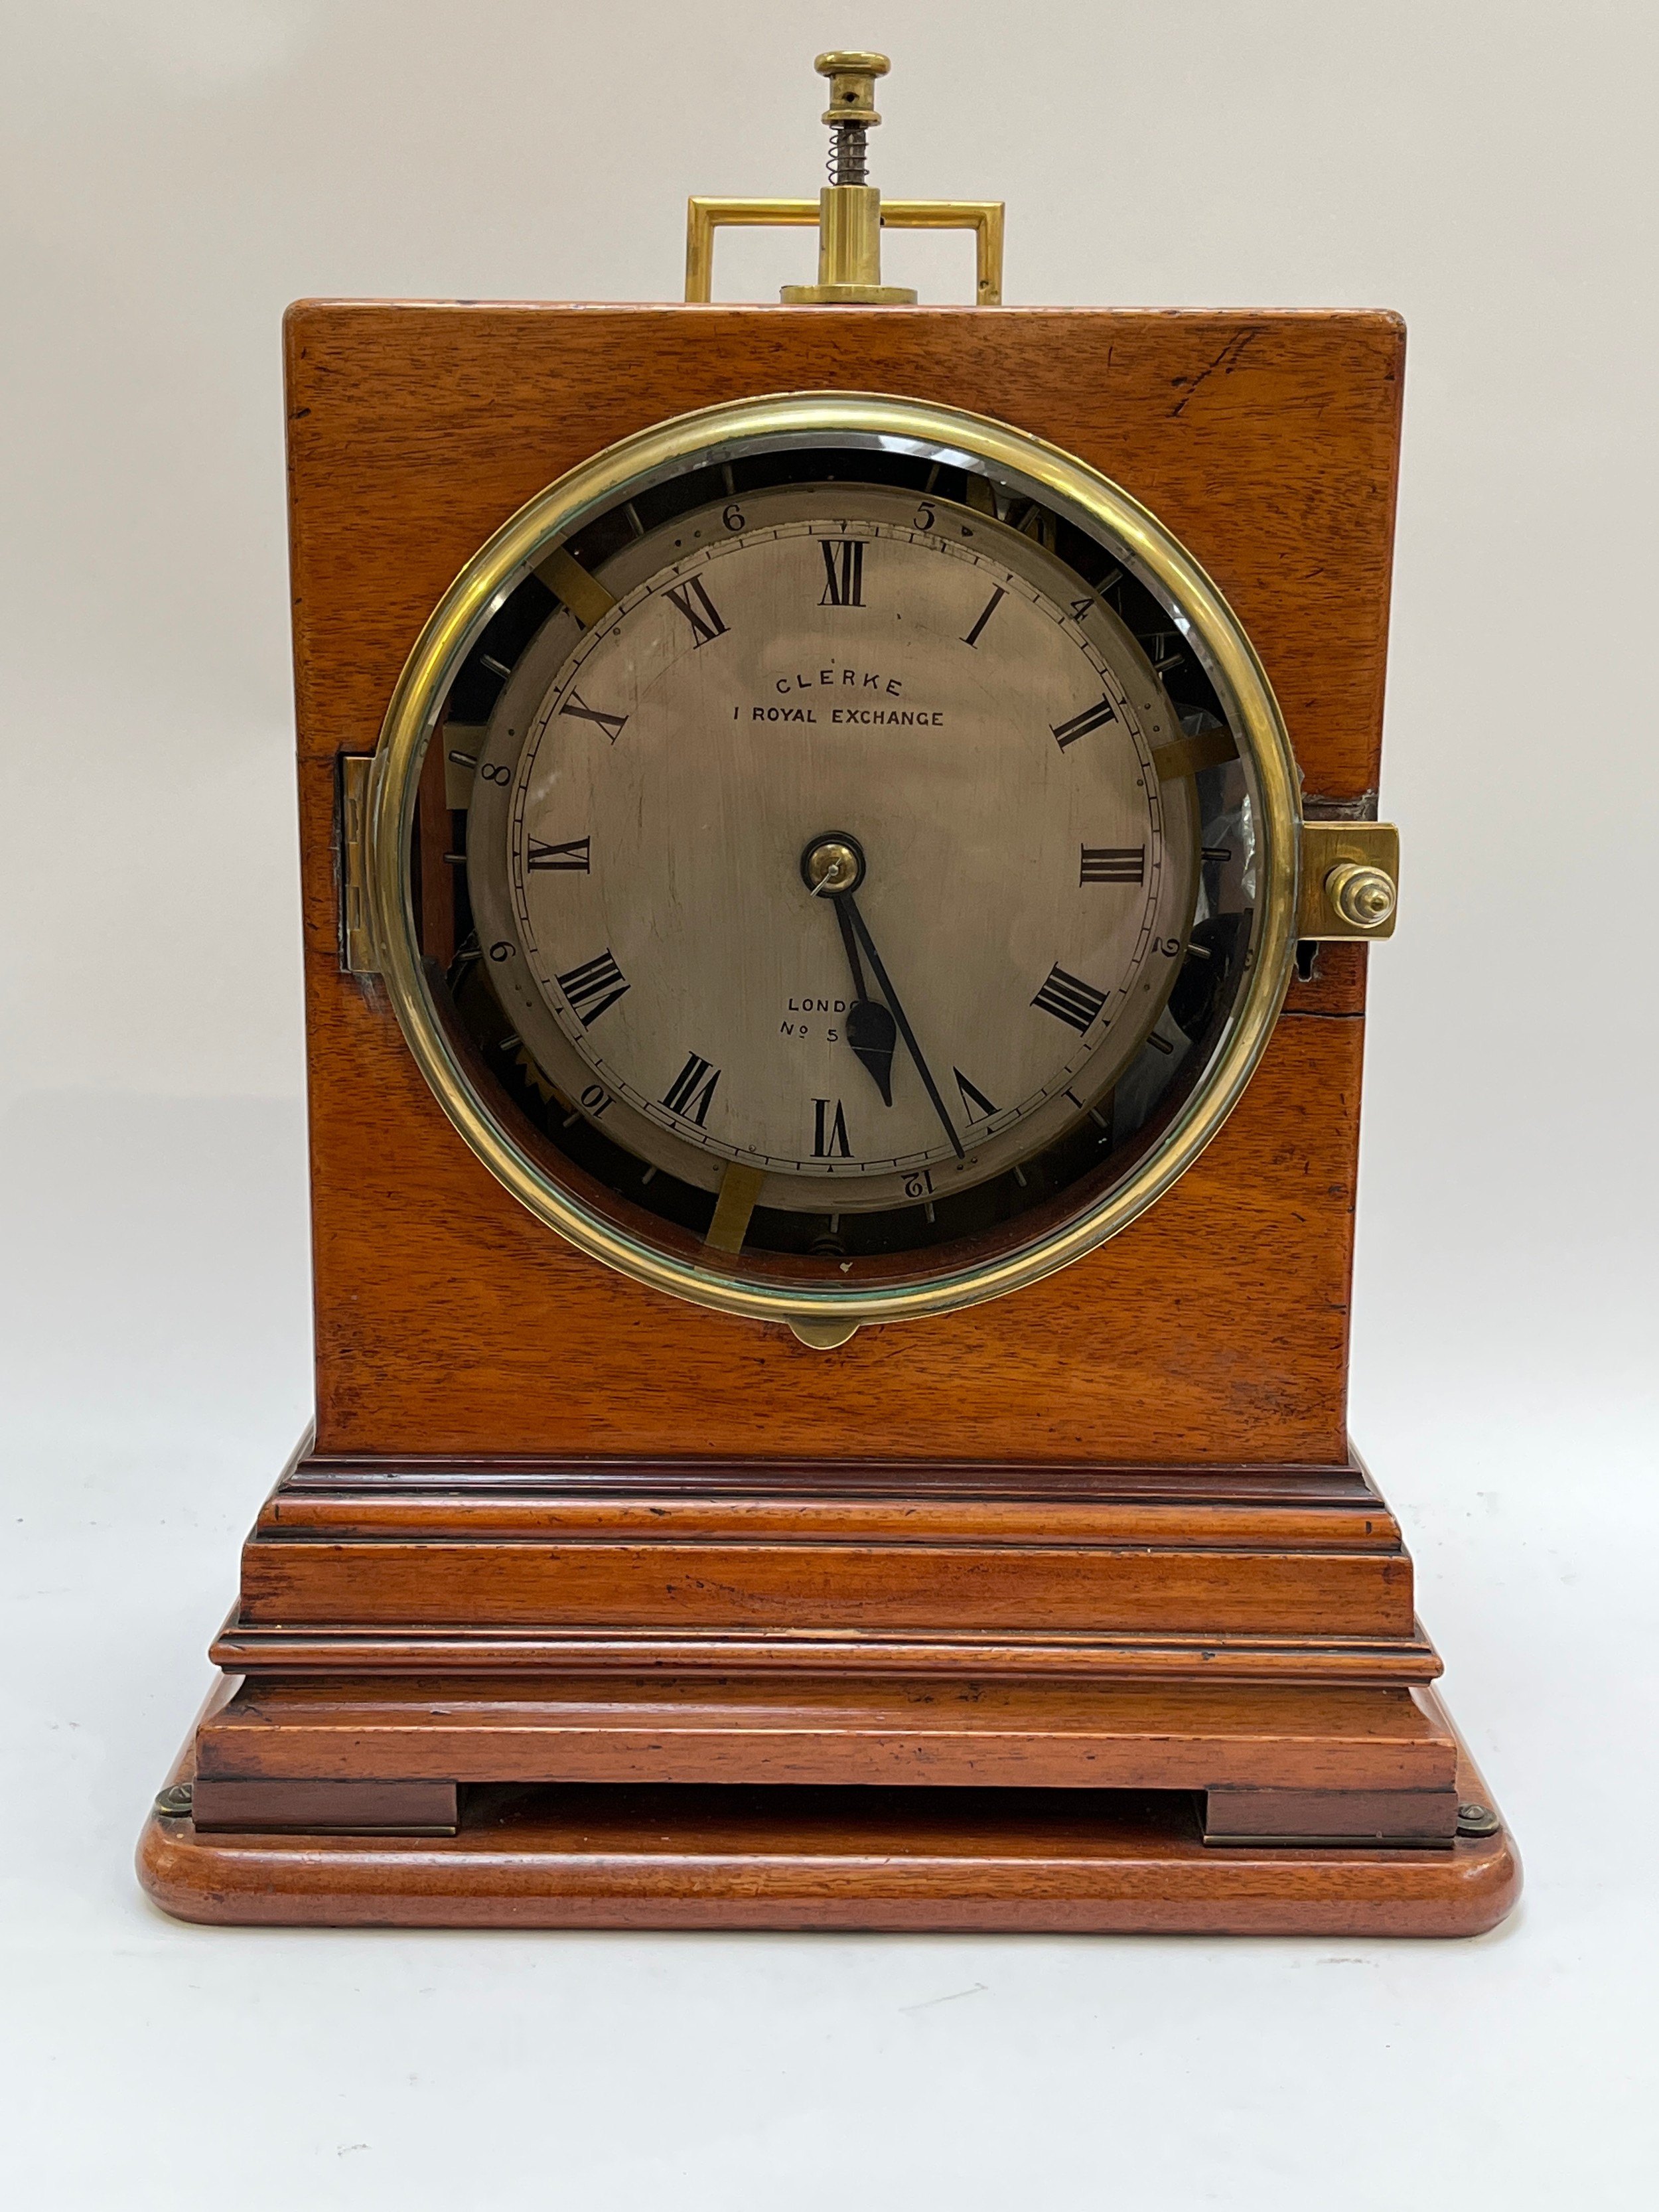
[{"xmin": 828, "ymin": 124, "xmax": 868, "ymax": 186}]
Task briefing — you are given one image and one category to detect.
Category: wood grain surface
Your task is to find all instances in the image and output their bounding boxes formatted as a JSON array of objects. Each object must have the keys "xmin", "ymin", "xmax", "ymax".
[
  {"xmin": 287, "ymin": 303, "xmax": 1399, "ymax": 1464},
  {"xmin": 286, "ymin": 304, "xmax": 1404, "ymax": 792},
  {"xmin": 210, "ymin": 1621, "xmax": 1443, "ymax": 1685},
  {"xmin": 216, "ymin": 1449, "xmax": 1421, "ymax": 1659},
  {"xmin": 137, "ymin": 1755, "xmax": 1518, "ymax": 1937},
  {"xmin": 235, "ymin": 1539, "xmax": 1409, "ymax": 1636},
  {"xmin": 192, "ymin": 1675, "xmax": 1455, "ymax": 1795},
  {"xmin": 305, "ymin": 969, "xmax": 1366, "ymax": 1459}
]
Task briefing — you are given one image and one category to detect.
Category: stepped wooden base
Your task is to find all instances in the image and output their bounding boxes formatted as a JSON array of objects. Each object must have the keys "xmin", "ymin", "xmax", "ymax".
[
  {"xmin": 139, "ymin": 1755, "xmax": 1516, "ymax": 1937},
  {"xmin": 139, "ymin": 1445, "xmax": 1520, "ymax": 1935},
  {"xmin": 139, "ymin": 1672, "xmax": 1517, "ymax": 1935}
]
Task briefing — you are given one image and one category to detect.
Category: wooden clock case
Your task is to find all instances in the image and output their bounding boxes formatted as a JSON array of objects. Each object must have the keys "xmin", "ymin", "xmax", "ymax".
[{"xmin": 138, "ymin": 300, "xmax": 1519, "ymax": 1935}]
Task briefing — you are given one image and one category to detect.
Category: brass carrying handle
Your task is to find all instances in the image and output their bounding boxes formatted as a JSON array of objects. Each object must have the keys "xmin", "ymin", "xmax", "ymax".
[{"xmin": 685, "ymin": 197, "xmax": 1005, "ymax": 307}]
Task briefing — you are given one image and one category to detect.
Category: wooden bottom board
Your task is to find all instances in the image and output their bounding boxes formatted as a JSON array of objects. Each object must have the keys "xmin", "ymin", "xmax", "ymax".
[{"xmin": 138, "ymin": 1749, "xmax": 1518, "ymax": 1937}]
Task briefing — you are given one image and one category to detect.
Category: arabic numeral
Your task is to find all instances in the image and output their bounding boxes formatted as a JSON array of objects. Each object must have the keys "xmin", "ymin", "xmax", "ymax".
[
  {"xmin": 478, "ymin": 762, "xmax": 511, "ymax": 786},
  {"xmin": 903, "ymin": 1169, "xmax": 934, "ymax": 1201},
  {"xmin": 579, "ymin": 1083, "xmax": 613, "ymax": 1116},
  {"xmin": 913, "ymin": 502, "xmax": 935, "ymax": 531},
  {"xmin": 722, "ymin": 502, "xmax": 745, "ymax": 531}
]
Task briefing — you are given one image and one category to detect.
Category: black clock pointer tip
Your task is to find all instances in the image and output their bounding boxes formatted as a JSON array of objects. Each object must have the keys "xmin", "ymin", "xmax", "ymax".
[{"xmin": 847, "ymin": 999, "xmax": 897, "ymax": 1106}]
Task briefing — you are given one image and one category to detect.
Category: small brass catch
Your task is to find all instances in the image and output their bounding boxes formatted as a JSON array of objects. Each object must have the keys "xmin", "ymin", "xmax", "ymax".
[
  {"xmin": 790, "ymin": 1318, "xmax": 861, "ymax": 1351},
  {"xmin": 1297, "ymin": 822, "xmax": 1400, "ymax": 940}
]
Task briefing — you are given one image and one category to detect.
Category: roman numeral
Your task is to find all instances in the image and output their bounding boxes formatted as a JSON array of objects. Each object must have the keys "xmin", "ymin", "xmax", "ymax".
[
  {"xmin": 559, "ymin": 692, "xmax": 628, "ymax": 741},
  {"xmin": 662, "ymin": 1051, "xmax": 720, "ymax": 1126},
  {"xmin": 1032, "ymin": 964, "xmax": 1108, "ymax": 1034},
  {"xmin": 1080, "ymin": 844, "xmax": 1145, "ymax": 885},
  {"xmin": 953, "ymin": 1069, "xmax": 998, "ymax": 1125},
  {"xmin": 556, "ymin": 949, "xmax": 629, "ymax": 1026},
  {"xmin": 962, "ymin": 585, "xmax": 1005, "ymax": 647},
  {"xmin": 527, "ymin": 836, "xmax": 591, "ymax": 872},
  {"xmin": 1052, "ymin": 696, "xmax": 1118, "ymax": 750},
  {"xmin": 664, "ymin": 575, "xmax": 728, "ymax": 647},
  {"xmin": 819, "ymin": 538, "xmax": 865, "ymax": 607},
  {"xmin": 813, "ymin": 1098, "xmax": 851, "ymax": 1158}
]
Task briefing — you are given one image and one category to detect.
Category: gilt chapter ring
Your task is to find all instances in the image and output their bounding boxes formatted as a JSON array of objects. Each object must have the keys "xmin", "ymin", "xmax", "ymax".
[{"xmin": 367, "ymin": 390, "xmax": 1303, "ymax": 1325}]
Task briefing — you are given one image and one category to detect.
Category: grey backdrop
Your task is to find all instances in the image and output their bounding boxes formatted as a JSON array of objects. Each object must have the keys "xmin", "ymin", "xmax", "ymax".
[{"xmin": 3, "ymin": 4, "xmax": 1654, "ymax": 2205}]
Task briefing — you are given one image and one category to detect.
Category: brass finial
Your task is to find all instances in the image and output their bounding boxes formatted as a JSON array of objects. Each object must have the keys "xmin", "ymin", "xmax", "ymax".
[{"xmin": 817, "ymin": 50, "xmax": 889, "ymax": 132}]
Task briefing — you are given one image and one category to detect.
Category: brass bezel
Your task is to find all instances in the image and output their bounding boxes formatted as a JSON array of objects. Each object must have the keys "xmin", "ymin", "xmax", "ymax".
[{"xmin": 367, "ymin": 391, "xmax": 1303, "ymax": 1327}]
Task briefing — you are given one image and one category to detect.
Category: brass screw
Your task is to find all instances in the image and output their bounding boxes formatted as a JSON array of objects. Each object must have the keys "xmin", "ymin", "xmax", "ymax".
[
  {"xmin": 1457, "ymin": 1800, "xmax": 1500, "ymax": 1838},
  {"xmin": 153, "ymin": 1781, "xmax": 194, "ymax": 1819},
  {"xmin": 1325, "ymin": 860, "xmax": 1397, "ymax": 930}
]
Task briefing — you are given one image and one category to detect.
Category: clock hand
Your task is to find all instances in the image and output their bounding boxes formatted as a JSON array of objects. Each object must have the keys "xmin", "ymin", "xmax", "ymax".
[
  {"xmin": 840, "ymin": 890, "xmax": 965, "ymax": 1161},
  {"xmin": 804, "ymin": 834, "xmax": 899, "ymax": 1106},
  {"xmin": 801, "ymin": 834, "xmax": 960, "ymax": 1155},
  {"xmin": 831, "ymin": 898, "xmax": 899, "ymax": 1107}
]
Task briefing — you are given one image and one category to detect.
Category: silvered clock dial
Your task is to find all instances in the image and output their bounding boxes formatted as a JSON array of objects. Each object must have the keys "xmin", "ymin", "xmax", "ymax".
[
  {"xmin": 366, "ymin": 394, "xmax": 1301, "ymax": 1331},
  {"xmin": 465, "ymin": 484, "xmax": 1198, "ymax": 1215}
]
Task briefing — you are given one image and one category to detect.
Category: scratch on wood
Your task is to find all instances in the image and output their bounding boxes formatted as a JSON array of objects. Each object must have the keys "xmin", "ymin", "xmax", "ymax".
[{"xmin": 1170, "ymin": 329, "xmax": 1260, "ymax": 417}]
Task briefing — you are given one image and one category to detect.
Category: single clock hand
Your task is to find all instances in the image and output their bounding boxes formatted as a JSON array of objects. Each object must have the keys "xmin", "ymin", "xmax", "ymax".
[{"xmin": 841, "ymin": 897, "xmax": 966, "ymax": 1163}]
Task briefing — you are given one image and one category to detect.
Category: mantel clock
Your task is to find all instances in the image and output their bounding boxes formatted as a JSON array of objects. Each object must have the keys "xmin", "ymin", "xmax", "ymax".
[{"xmin": 141, "ymin": 52, "xmax": 1518, "ymax": 1935}]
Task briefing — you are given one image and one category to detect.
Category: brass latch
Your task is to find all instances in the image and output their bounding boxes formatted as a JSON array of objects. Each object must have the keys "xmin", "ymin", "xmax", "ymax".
[
  {"xmin": 1297, "ymin": 822, "xmax": 1400, "ymax": 941},
  {"xmin": 685, "ymin": 52, "xmax": 1004, "ymax": 307},
  {"xmin": 338, "ymin": 753, "xmax": 379, "ymax": 975}
]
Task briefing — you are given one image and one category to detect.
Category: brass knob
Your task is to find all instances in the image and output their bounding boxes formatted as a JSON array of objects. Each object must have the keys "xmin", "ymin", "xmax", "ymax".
[
  {"xmin": 1325, "ymin": 861, "xmax": 1397, "ymax": 930},
  {"xmin": 816, "ymin": 50, "xmax": 889, "ymax": 129}
]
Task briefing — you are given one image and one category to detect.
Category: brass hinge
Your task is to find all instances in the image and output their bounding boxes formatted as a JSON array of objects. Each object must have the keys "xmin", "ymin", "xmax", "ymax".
[
  {"xmin": 1297, "ymin": 822, "xmax": 1400, "ymax": 940},
  {"xmin": 338, "ymin": 753, "xmax": 378, "ymax": 975}
]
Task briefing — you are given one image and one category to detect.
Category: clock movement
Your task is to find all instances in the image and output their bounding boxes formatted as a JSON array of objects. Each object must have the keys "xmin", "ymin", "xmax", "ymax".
[{"xmin": 139, "ymin": 51, "xmax": 1518, "ymax": 1934}]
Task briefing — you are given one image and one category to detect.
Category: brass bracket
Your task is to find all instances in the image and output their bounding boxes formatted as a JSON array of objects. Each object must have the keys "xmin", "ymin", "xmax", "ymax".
[
  {"xmin": 685, "ymin": 56, "xmax": 1003, "ymax": 308},
  {"xmin": 685, "ymin": 196, "xmax": 1004, "ymax": 307},
  {"xmin": 338, "ymin": 753, "xmax": 379, "ymax": 975},
  {"xmin": 1297, "ymin": 821, "xmax": 1400, "ymax": 940}
]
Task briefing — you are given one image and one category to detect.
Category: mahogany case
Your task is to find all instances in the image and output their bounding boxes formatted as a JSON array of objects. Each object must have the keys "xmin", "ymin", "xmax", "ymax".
[
  {"xmin": 295, "ymin": 301, "xmax": 1395, "ymax": 1465},
  {"xmin": 137, "ymin": 303, "xmax": 1519, "ymax": 1935}
]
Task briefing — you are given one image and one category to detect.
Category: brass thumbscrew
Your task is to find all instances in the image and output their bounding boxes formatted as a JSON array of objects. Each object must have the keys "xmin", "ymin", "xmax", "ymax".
[
  {"xmin": 780, "ymin": 51, "xmax": 916, "ymax": 305},
  {"xmin": 817, "ymin": 50, "xmax": 889, "ymax": 178},
  {"xmin": 1325, "ymin": 861, "xmax": 1398, "ymax": 930}
]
